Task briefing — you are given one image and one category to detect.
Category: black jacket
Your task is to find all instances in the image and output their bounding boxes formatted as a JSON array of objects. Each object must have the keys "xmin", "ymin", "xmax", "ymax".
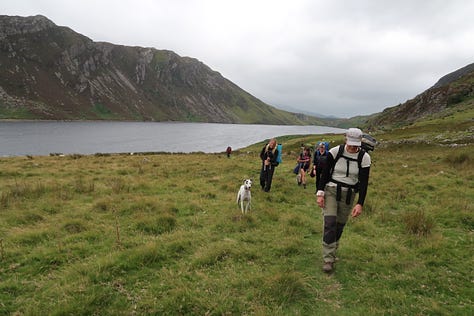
[{"xmin": 260, "ymin": 144, "xmax": 279, "ymax": 167}]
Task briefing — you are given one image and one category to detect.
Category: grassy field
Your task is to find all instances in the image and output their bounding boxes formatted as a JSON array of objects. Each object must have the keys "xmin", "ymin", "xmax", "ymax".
[{"xmin": 0, "ymin": 123, "xmax": 473, "ymax": 315}]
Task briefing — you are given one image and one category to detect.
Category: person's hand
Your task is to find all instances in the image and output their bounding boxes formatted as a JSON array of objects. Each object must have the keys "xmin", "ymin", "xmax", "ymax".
[
  {"xmin": 317, "ymin": 196, "xmax": 325, "ymax": 208},
  {"xmin": 352, "ymin": 204, "xmax": 363, "ymax": 217}
]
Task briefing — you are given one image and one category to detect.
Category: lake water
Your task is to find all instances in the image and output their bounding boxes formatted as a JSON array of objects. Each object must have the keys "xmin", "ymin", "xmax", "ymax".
[{"xmin": 0, "ymin": 121, "xmax": 345, "ymax": 156}]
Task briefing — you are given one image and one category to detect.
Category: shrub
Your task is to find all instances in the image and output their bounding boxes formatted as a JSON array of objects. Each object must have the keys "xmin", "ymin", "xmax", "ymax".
[
  {"xmin": 444, "ymin": 152, "xmax": 471, "ymax": 166},
  {"xmin": 402, "ymin": 210, "xmax": 434, "ymax": 236}
]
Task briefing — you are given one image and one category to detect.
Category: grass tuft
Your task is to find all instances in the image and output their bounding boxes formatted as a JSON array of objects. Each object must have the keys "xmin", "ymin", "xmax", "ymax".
[
  {"xmin": 63, "ymin": 221, "xmax": 88, "ymax": 234},
  {"xmin": 265, "ymin": 271, "xmax": 313, "ymax": 306},
  {"xmin": 444, "ymin": 152, "xmax": 471, "ymax": 166},
  {"xmin": 402, "ymin": 210, "xmax": 435, "ymax": 236},
  {"xmin": 135, "ymin": 214, "xmax": 177, "ymax": 235}
]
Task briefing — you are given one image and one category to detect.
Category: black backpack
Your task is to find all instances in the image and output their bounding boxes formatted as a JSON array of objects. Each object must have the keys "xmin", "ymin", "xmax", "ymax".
[{"xmin": 361, "ymin": 134, "xmax": 377, "ymax": 152}]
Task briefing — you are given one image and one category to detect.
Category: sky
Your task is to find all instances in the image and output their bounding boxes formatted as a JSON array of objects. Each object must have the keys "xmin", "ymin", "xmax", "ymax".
[{"xmin": 3, "ymin": 0, "xmax": 474, "ymax": 118}]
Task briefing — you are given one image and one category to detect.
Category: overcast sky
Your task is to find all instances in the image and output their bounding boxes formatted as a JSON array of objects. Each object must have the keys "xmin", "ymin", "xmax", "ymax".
[{"xmin": 3, "ymin": 0, "xmax": 474, "ymax": 118}]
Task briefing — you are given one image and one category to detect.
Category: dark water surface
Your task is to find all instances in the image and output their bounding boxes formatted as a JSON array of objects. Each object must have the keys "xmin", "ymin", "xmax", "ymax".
[{"xmin": 0, "ymin": 121, "xmax": 345, "ymax": 156}]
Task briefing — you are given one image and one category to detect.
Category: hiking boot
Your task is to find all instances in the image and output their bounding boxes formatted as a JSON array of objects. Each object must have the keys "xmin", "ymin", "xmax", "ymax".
[
  {"xmin": 323, "ymin": 262, "xmax": 334, "ymax": 273},
  {"xmin": 303, "ymin": 184, "xmax": 306, "ymax": 189}
]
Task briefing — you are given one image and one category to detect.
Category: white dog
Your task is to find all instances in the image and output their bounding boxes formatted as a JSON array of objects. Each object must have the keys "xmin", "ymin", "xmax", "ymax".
[{"xmin": 236, "ymin": 179, "xmax": 252, "ymax": 214}]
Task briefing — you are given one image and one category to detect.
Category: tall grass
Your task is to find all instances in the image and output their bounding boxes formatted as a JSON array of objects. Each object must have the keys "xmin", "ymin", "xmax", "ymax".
[{"xmin": 0, "ymin": 130, "xmax": 472, "ymax": 315}]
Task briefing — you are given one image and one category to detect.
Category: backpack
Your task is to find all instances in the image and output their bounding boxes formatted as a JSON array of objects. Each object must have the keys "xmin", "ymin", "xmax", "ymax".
[
  {"xmin": 315, "ymin": 141, "xmax": 329, "ymax": 156},
  {"xmin": 361, "ymin": 134, "xmax": 377, "ymax": 152},
  {"xmin": 276, "ymin": 144, "xmax": 283, "ymax": 164}
]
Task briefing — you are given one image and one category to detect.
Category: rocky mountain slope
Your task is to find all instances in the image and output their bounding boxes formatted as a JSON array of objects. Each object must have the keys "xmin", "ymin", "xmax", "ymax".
[
  {"xmin": 365, "ymin": 62, "xmax": 474, "ymax": 129},
  {"xmin": 0, "ymin": 15, "xmax": 323, "ymax": 125}
]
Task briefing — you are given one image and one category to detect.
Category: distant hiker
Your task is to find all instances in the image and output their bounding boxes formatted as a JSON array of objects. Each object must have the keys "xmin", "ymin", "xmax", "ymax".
[
  {"xmin": 226, "ymin": 146, "xmax": 232, "ymax": 158},
  {"xmin": 296, "ymin": 147, "xmax": 311, "ymax": 189},
  {"xmin": 316, "ymin": 128, "xmax": 371, "ymax": 273},
  {"xmin": 312, "ymin": 142, "xmax": 329, "ymax": 192},
  {"xmin": 259, "ymin": 138, "xmax": 279, "ymax": 192}
]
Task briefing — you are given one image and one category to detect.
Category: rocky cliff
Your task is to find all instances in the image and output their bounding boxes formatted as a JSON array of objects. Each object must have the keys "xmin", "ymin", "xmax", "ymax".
[
  {"xmin": 365, "ymin": 62, "xmax": 474, "ymax": 129},
  {"xmin": 0, "ymin": 15, "xmax": 323, "ymax": 125}
]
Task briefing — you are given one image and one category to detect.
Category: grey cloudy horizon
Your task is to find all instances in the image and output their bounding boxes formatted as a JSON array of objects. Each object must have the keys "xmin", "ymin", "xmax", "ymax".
[{"xmin": 3, "ymin": 0, "xmax": 474, "ymax": 118}]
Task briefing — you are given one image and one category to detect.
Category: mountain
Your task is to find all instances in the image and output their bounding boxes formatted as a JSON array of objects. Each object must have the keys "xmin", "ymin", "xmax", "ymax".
[
  {"xmin": 0, "ymin": 15, "xmax": 324, "ymax": 125},
  {"xmin": 432, "ymin": 63, "xmax": 474, "ymax": 88},
  {"xmin": 364, "ymin": 63, "xmax": 474, "ymax": 129}
]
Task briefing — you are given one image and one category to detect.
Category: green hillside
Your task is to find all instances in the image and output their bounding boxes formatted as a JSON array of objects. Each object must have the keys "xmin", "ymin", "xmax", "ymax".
[{"xmin": 0, "ymin": 112, "xmax": 472, "ymax": 314}]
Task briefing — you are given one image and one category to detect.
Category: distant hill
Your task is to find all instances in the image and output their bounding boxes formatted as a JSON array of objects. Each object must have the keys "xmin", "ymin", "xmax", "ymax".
[
  {"xmin": 0, "ymin": 15, "xmax": 324, "ymax": 125},
  {"xmin": 364, "ymin": 62, "xmax": 474, "ymax": 130}
]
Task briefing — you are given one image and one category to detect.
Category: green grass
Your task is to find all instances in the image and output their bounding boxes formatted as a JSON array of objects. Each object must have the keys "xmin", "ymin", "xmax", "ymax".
[
  {"xmin": 0, "ymin": 103, "xmax": 36, "ymax": 119},
  {"xmin": 91, "ymin": 103, "xmax": 120, "ymax": 120},
  {"xmin": 0, "ymin": 125, "xmax": 473, "ymax": 315}
]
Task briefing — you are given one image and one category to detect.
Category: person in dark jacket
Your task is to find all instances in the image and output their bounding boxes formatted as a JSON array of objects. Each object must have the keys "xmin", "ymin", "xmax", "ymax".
[
  {"xmin": 259, "ymin": 138, "xmax": 279, "ymax": 192},
  {"xmin": 312, "ymin": 142, "xmax": 329, "ymax": 192},
  {"xmin": 316, "ymin": 128, "xmax": 371, "ymax": 273}
]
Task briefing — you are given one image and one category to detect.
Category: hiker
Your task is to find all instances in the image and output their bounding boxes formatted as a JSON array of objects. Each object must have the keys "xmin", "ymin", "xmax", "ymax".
[
  {"xmin": 296, "ymin": 147, "xmax": 311, "ymax": 189},
  {"xmin": 316, "ymin": 128, "xmax": 371, "ymax": 273},
  {"xmin": 259, "ymin": 138, "xmax": 279, "ymax": 192},
  {"xmin": 226, "ymin": 146, "xmax": 232, "ymax": 158},
  {"xmin": 312, "ymin": 142, "xmax": 329, "ymax": 192}
]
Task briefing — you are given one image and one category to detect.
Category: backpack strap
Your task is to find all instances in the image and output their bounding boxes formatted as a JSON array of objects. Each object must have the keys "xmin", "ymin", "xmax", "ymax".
[
  {"xmin": 334, "ymin": 144, "xmax": 345, "ymax": 163},
  {"xmin": 331, "ymin": 145, "xmax": 366, "ymax": 204},
  {"xmin": 334, "ymin": 144, "xmax": 365, "ymax": 170},
  {"xmin": 357, "ymin": 148, "xmax": 365, "ymax": 170}
]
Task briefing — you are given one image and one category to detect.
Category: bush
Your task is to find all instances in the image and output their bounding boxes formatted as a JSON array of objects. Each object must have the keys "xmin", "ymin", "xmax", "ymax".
[
  {"xmin": 444, "ymin": 152, "xmax": 471, "ymax": 166},
  {"xmin": 402, "ymin": 210, "xmax": 434, "ymax": 236}
]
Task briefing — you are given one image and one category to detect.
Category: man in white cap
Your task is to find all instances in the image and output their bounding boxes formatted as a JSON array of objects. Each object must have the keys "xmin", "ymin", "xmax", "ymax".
[{"xmin": 316, "ymin": 128, "xmax": 371, "ymax": 273}]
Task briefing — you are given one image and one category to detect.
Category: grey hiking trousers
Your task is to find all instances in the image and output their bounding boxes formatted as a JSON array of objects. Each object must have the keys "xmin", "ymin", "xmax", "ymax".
[{"xmin": 322, "ymin": 184, "xmax": 355, "ymax": 263}]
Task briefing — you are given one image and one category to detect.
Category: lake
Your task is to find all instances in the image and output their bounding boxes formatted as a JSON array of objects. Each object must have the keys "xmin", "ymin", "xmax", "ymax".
[{"xmin": 0, "ymin": 121, "xmax": 346, "ymax": 156}]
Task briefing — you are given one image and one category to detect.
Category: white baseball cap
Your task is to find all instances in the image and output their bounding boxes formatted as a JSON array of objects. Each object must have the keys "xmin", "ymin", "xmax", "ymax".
[{"xmin": 346, "ymin": 128, "xmax": 363, "ymax": 146}]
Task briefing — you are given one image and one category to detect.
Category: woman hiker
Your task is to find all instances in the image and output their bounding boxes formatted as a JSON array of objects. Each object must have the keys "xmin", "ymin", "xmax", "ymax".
[
  {"xmin": 259, "ymin": 138, "xmax": 279, "ymax": 192},
  {"xmin": 316, "ymin": 128, "xmax": 371, "ymax": 273},
  {"xmin": 296, "ymin": 146, "xmax": 311, "ymax": 189}
]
